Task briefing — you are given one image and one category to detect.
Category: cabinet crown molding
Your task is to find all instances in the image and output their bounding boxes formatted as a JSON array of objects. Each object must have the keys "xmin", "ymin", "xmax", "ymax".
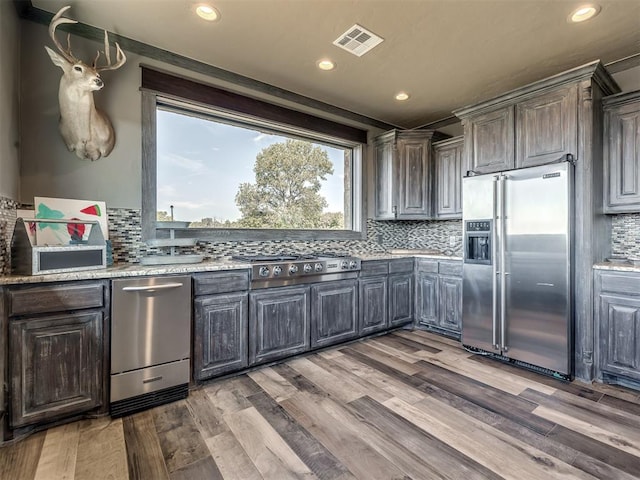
[
  {"xmin": 603, "ymin": 89, "xmax": 640, "ymax": 109},
  {"xmin": 453, "ymin": 60, "xmax": 621, "ymax": 119}
]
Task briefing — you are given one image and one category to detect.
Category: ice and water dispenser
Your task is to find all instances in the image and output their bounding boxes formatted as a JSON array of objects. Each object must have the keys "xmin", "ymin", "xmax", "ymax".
[{"xmin": 464, "ymin": 220, "xmax": 492, "ymax": 264}]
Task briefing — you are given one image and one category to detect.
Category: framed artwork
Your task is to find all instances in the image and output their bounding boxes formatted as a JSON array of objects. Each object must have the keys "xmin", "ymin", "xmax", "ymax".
[{"xmin": 34, "ymin": 197, "xmax": 109, "ymax": 246}]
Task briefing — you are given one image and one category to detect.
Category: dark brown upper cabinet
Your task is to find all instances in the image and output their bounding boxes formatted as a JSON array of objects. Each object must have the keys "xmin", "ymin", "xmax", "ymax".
[
  {"xmin": 463, "ymin": 106, "xmax": 515, "ymax": 174},
  {"xmin": 434, "ymin": 136, "xmax": 464, "ymax": 219},
  {"xmin": 454, "ymin": 68, "xmax": 605, "ymax": 176},
  {"xmin": 516, "ymin": 84, "xmax": 578, "ymax": 168},
  {"xmin": 603, "ymin": 90, "xmax": 640, "ymax": 213},
  {"xmin": 373, "ymin": 129, "xmax": 446, "ymax": 220}
]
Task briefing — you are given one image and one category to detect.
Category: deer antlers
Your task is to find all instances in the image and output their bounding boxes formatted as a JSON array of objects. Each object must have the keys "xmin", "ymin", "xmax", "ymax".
[
  {"xmin": 94, "ymin": 31, "xmax": 127, "ymax": 71},
  {"xmin": 49, "ymin": 5, "xmax": 126, "ymax": 72},
  {"xmin": 48, "ymin": 6, "xmax": 78, "ymax": 64},
  {"xmin": 45, "ymin": 6, "xmax": 127, "ymax": 160}
]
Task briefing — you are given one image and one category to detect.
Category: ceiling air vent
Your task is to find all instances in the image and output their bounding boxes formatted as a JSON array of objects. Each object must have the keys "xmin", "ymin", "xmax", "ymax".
[{"xmin": 333, "ymin": 24, "xmax": 384, "ymax": 57}]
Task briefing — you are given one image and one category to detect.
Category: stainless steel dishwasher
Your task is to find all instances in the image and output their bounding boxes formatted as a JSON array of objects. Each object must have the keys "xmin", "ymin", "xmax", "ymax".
[{"xmin": 110, "ymin": 275, "xmax": 191, "ymax": 417}]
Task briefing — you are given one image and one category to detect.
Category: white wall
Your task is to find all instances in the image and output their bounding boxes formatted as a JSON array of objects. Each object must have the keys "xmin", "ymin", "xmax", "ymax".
[
  {"xmin": 612, "ymin": 64, "xmax": 640, "ymax": 93},
  {"xmin": 20, "ymin": 21, "xmax": 142, "ymax": 208},
  {"xmin": 0, "ymin": 2, "xmax": 20, "ymax": 201}
]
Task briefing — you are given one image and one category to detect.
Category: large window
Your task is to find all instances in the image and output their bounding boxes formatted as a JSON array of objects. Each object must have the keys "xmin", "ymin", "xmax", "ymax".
[{"xmin": 141, "ymin": 68, "xmax": 365, "ymax": 241}]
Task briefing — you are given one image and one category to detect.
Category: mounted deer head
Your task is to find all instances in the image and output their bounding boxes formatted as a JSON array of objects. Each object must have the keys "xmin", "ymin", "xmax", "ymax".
[{"xmin": 45, "ymin": 6, "xmax": 126, "ymax": 161}]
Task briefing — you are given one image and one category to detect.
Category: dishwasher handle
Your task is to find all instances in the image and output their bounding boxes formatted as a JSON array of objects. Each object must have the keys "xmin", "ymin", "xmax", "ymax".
[{"xmin": 122, "ymin": 282, "xmax": 184, "ymax": 293}]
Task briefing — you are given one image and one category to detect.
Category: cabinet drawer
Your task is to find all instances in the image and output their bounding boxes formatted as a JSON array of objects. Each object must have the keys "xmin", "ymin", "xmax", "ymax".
[
  {"xmin": 8, "ymin": 282, "xmax": 105, "ymax": 316},
  {"xmin": 194, "ymin": 270, "xmax": 250, "ymax": 296},
  {"xmin": 416, "ymin": 259, "xmax": 438, "ymax": 273},
  {"xmin": 439, "ymin": 261, "xmax": 462, "ymax": 276},
  {"xmin": 360, "ymin": 260, "xmax": 389, "ymax": 277},
  {"xmin": 389, "ymin": 258, "xmax": 414, "ymax": 273},
  {"xmin": 598, "ymin": 272, "xmax": 640, "ymax": 296}
]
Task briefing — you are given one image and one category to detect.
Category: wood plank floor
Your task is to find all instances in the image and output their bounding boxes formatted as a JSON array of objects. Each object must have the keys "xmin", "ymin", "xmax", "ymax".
[{"xmin": 2, "ymin": 330, "xmax": 640, "ymax": 480}]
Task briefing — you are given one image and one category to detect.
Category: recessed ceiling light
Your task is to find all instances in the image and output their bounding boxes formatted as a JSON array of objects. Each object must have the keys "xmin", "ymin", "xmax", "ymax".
[
  {"xmin": 395, "ymin": 92, "xmax": 410, "ymax": 101},
  {"xmin": 196, "ymin": 4, "xmax": 220, "ymax": 21},
  {"xmin": 317, "ymin": 59, "xmax": 335, "ymax": 71},
  {"xmin": 568, "ymin": 4, "xmax": 601, "ymax": 23}
]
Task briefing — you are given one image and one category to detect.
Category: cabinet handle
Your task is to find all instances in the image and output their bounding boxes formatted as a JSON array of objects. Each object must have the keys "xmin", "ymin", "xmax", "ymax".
[
  {"xmin": 122, "ymin": 283, "xmax": 184, "ymax": 293},
  {"xmin": 392, "ymin": 205, "xmax": 398, "ymax": 219}
]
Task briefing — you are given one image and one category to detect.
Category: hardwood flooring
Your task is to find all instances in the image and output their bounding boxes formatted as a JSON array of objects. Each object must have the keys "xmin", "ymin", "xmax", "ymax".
[{"xmin": 2, "ymin": 330, "xmax": 640, "ymax": 480}]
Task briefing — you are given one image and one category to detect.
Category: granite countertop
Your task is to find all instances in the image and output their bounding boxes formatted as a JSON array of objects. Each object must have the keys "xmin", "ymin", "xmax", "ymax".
[
  {"xmin": 0, "ymin": 250, "xmax": 463, "ymax": 285},
  {"xmin": 593, "ymin": 261, "xmax": 640, "ymax": 273},
  {"xmin": 11, "ymin": 252, "xmax": 633, "ymax": 285},
  {"xmin": 359, "ymin": 249, "xmax": 462, "ymax": 261},
  {"xmin": 0, "ymin": 258, "xmax": 252, "ymax": 285}
]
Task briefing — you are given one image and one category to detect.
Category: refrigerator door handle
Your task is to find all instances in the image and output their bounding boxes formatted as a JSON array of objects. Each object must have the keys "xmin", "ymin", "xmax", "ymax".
[
  {"xmin": 492, "ymin": 175, "xmax": 499, "ymax": 350},
  {"xmin": 499, "ymin": 174, "xmax": 508, "ymax": 352}
]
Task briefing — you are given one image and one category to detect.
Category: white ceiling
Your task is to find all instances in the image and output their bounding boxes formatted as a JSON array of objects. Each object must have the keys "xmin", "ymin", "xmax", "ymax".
[{"xmin": 31, "ymin": 0, "xmax": 640, "ymax": 128}]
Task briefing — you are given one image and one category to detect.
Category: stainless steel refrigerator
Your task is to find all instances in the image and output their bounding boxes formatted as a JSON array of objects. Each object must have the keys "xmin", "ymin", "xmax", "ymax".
[{"xmin": 462, "ymin": 161, "xmax": 573, "ymax": 377}]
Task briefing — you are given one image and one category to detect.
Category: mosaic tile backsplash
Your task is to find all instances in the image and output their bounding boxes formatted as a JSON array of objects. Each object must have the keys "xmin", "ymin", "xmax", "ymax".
[
  {"xmin": 611, "ymin": 213, "xmax": 640, "ymax": 257},
  {"xmin": 1, "ymin": 198, "xmax": 637, "ymax": 270},
  {"xmin": 106, "ymin": 212, "xmax": 462, "ymax": 262},
  {"xmin": 0, "ymin": 197, "xmax": 19, "ymax": 275}
]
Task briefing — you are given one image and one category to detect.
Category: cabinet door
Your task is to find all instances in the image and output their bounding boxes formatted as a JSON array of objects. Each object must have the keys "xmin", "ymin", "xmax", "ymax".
[
  {"xmin": 599, "ymin": 294, "xmax": 640, "ymax": 381},
  {"xmin": 374, "ymin": 138, "xmax": 395, "ymax": 219},
  {"xmin": 10, "ymin": 311, "xmax": 103, "ymax": 427},
  {"xmin": 389, "ymin": 274, "xmax": 414, "ymax": 327},
  {"xmin": 464, "ymin": 106, "xmax": 514, "ymax": 174},
  {"xmin": 194, "ymin": 293, "xmax": 248, "ymax": 380},
  {"xmin": 249, "ymin": 286, "xmax": 310, "ymax": 365},
  {"xmin": 416, "ymin": 272, "xmax": 439, "ymax": 326},
  {"xmin": 516, "ymin": 85, "xmax": 577, "ymax": 168},
  {"xmin": 396, "ymin": 136, "xmax": 431, "ymax": 218},
  {"xmin": 439, "ymin": 275, "xmax": 463, "ymax": 334},
  {"xmin": 435, "ymin": 138, "xmax": 464, "ymax": 218},
  {"xmin": 359, "ymin": 276, "xmax": 388, "ymax": 335},
  {"xmin": 311, "ymin": 280, "xmax": 358, "ymax": 348},
  {"xmin": 605, "ymin": 99, "xmax": 640, "ymax": 212}
]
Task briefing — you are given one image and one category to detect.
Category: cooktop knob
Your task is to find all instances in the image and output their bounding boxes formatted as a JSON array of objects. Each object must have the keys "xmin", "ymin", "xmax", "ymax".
[
  {"xmin": 272, "ymin": 265, "xmax": 282, "ymax": 276},
  {"xmin": 314, "ymin": 263, "xmax": 323, "ymax": 272},
  {"xmin": 258, "ymin": 266, "xmax": 270, "ymax": 277},
  {"xmin": 349, "ymin": 260, "xmax": 357, "ymax": 269},
  {"xmin": 289, "ymin": 264, "xmax": 299, "ymax": 275},
  {"xmin": 303, "ymin": 263, "xmax": 313, "ymax": 273},
  {"xmin": 341, "ymin": 260, "xmax": 349, "ymax": 269}
]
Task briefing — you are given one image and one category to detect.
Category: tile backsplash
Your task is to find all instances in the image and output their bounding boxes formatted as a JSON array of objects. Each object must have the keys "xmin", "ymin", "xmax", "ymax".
[
  {"xmin": 0, "ymin": 197, "xmax": 18, "ymax": 275},
  {"xmin": 2, "ymin": 197, "xmax": 637, "ymax": 272},
  {"xmin": 107, "ymin": 210, "xmax": 462, "ymax": 262},
  {"xmin": 367, "ymin": 219, "xmax": 463, "ymax": 256},
  {"xmin": 611, "ymin": 213, "xmax": 640, "ymax": 257}
]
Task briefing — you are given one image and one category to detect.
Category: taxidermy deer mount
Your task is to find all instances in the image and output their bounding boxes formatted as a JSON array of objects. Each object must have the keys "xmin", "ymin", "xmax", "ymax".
[{"xmin": 45, "ymin": 6, "xmax": 126, "ymax": 161}]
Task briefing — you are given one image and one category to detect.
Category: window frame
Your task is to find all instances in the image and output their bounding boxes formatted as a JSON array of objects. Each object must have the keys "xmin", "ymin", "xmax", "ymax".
[{"xmin": 141, "ymin": 68, "xmax": 367, "ymax": 242}]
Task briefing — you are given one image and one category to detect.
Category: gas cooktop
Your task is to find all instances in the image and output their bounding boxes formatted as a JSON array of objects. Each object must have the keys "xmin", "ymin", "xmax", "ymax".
[{"xmin": 232, "ymin": 252, "xmax": 361, "ymax": 287}]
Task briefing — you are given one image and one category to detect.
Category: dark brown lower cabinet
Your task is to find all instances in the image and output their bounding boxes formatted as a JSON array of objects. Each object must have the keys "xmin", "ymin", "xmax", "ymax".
[
  {"xmin": 595, "ymin": 270, "xmax": 640, "ymax": 386},
  {"xmin": 439, "ymin": 275, "xmax": 463, "ymax": 333},
  {"xmin": 416, "ymin": 271, "xmax": 439, "ymax": 327},
  {"xmin": 311, "ymin": 279, "xmax": 358, "ymax": 348},
  {"xmin": 10, "ymin": 311, "xmax": 103, "ymax": 428},
  {"xmin": 249, "ymin": 286, "xmax": 310, "ymax": 365},
  {"xmin": 416, "ymin": 259, "xmax": 462, "ymax": 338},
  {"xmin": 4, "ymin": 280, "xmax": 108, "ymax": 430},
  {"xmin": 359, "ymin": 276, "xmax": 388, "ymax": 335},
  {"xmin": 193, "ymin": 293, "xmax": 248, "ymax": 380},
  {"xmin": 389, "ymin": 274, "xmax": 414, "ymax": 327}
]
